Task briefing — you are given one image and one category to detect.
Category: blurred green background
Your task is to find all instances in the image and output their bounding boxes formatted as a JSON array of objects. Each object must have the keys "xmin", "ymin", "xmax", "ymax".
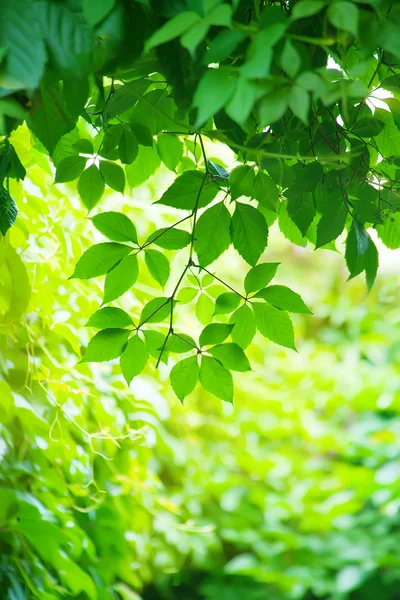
[{"xmin": 1, "ymin": 125, "xmax": 400, "ymax": 600}]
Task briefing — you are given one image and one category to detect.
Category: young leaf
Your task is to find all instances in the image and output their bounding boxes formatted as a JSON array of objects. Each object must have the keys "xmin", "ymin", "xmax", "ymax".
[
  {"xmin": 140, "ymin": 298, "xmax": 170, "ymax": 324},
  {"xmin": 103, "ymin": 254, "xmax": 139, "ymax": 303},
  {"xmin": 78, "ymin": 165, "xmax": 105, "ymax": 211},
  {"xmin": 199, "ymin": 323, "xmax": 234, "ymax": 347},
  {"xmin": 244, "ymin": 263, "xmax": 280, "ymax": 295},
  {"xmin": 120, "ymin": 334, "xmax": 148, "ymax": 385},
  {"xmin": 144, "ymin": 249, "xmax": 170, "ymax": 287},
  {"xmin": 214, "ymin": 292, "xmax": 241, "ymax": 315},
  {"xmin": 55, "ymin": 155, "xmax": 86, "ymax": 183},
  {"xmin": 99, "ymin": 161, "xmax": 125, "ymax": 193},
  {"xmin": 86, "ymin": 307, "xmax": 133, "ymax": 329},
  {"xmin": 92, "ymin": 212, "xmax": 138, "ymax": 244},
  {"xmin": 194, "ymin": 202, "xmax": 231, "ymax": 266},
  {"xmin": 253, "ymin": 302, "xmax": 296, "ymax": 350},
  {"xmin": 199, "ymin": 356, "xmax": 233, "ymax": 402},
  {"xmin": 70, "ymin": 243, "xmax": 131, "ymax": 279},
  {"xmin": 170, "ymin": 355, "xmax": 199, "ymax": 402},
  {"xmin": 118, "ymin": 127, "xmax": 138, "ymax": 164},
  {"xmin": 229, "ymin": 304, "xmax": 256, "ymax": 349},
  {"xmin": 209, "ymin": 343, "xmax": 250, "ymax": 372},
  {"xmin": 146, "ymin": 228, "xmax": 191, "ymax": 250},
  {"xmin": 254, "ymin": 285, "xmax": 311, "ymax": 314},
  {"xmin": 81, "ymin": 329, "xmax": 130, "ymax": 363},
  {"xmin": 157, "ymin": 170, "xmax": 219, "ymax": 210},
  {"xmin": 230, "ymin": 166, "xmax": 255, "ymax": 201},
  {"xmin": 231, "ymin": 202, "xmax": 268, "ymax": 266},
  {"xmin": 157, "ymin": 134, "xmax": 183, "ymax": 171}
]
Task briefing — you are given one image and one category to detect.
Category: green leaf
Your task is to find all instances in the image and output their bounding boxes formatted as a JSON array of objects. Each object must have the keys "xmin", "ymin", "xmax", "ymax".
[
  {"xmin": 289, "ymin": 85, "xmax": 310, "ymax": 124},
  {"xmin": 144, "ymin": 330, "xmax": 168, "ymax": 362},
  {"xmin": 73, "ymin": 138, "xmax": 94, "ymax": 155},
  {"xmin": 103, "ymin": 254, "xmax": 139, "ymax": 303},
  {"xmin": 244, "ymin": 262, "xmax": 280, "ymax": 294},
  {"xmin": 377, "ymin": 213, "xmax": 400, "ymax": 249},
  {"xmin": 0, "ymin": 0, "xmax": 46, "ymax": 91},
  {"xmin": 193, "ymin": 67, "xmax": 236, "ymax": 127},
  {"xmin": 119, "ymin": 128, "xmax": 139, "ymax": 164},
  {"xmin": 126, "ymin": 145, "xmax": 161, "ymax": 188},
  {"xmin": 92, "ymin": 212, "xmax": 137, "ymax": 243},
  {"xmin": 86, "ymin": 307, "xmax": 133, "ymax": 329},
  {"xmin": 286, "ymin": 192, "xmax": 315, "ymax": 236},
  {"xmin": 316, "ymin": 201, "xmax": 347, "ymax": 248},
  {"xmin": 291, "ymin": 0, "xmax": 325, "ymax": 19},
  {"xmin": 253, "ymin": 171, "xmax": 279, "ymax": 212},
  {"xmin": 231, "ymin": 202, "xmax": 268, "ymax": 266},
  {"xmin": 140, "ymin": 297, "xmax": 171, "ymax": 324},
  {"xmin": 81, "ymin": 329, "xmax": 130, "ymax": 363},
  {"xmin": 240, "ymin": 25, "xmax": 285, "ymax": 79},
  {"xmin": 214, "ymin": 292, "xmax": 241, "ymax": 315},
  {"xmin": 280, "ymin": 40, "xmax": 301, "ymax": 78},
  {"xmin": 0, "ymin": 186, "xmax": 17, "ymax": 235},
  {"xmin": 253, "ymin": 302, "xmax": 296, "ymax": 350},
  {"xmin": 199, "ymin": 356, "xmax": 233, "ymax": 402},
  {"xmin": 146, "ymin": 11, "xmax": 201, "ymax": 50},
  {"xmin": 82, "ymin": 0, "xmax": 115, "ymax": 26},
  {"xmin": 63, "ymin": 77, "xmax": 89, "ymax": 120},
  {"xmin": 166, "ymin": 333, "xmax": 197, "ymax": 353},
  {"xmin": 55, "ymin": 156, "xmax": 86, "ymax": 183},
  {"xmin": 259, "ymin": 88, "xmax": 289, "ymax": 127},
  {"xmin": 229, "ymin": 304, "xmax": 256, "ymax": 349},
  {"xmin": 328, "ymin": 1, "xmax": 359, "ymax": 37},
  {"xmin": 204, "ymin": 29, "xmax": 246, "ymax": 64},
  {"xmin": 194, "ymin": 202, "xmax": 231, "ymax": 266},
  {"xmin": 100, "ymin": 162, "xmax": 125, "ymax": 193},
  {"xmin": 278, "ymin": 202, "xmax": 306, "ymax": 246},
  {"xmin": 144, "ymin": 249, "xmax": 170, "ymax": 287},
  {"xmin": 199, "ymin": 323, "xmax": 234, "ymax": 347},
  {"xmin": 157, "ymin": 134, "xmax": 183, "ymax": 171},
  {"xmin": 205, "ymin": 3, "xmax": 232, "ymax": 26},
  {"xmin": 120, "ymin": 334, "xmax": 148, "ymax": 385},
  {"xmin": 225, "ymin": 77, "xmax": 260, "ymax": 126},
  {"xmin": 70, "ymin": 243, "xmax": 131, "ymax": 279},
  {"xmin": 196, "ymin": 293, "xmax": 214, "ymax": 324},
  {"xmin": 146, "ymin": 228, "xmax": 191, "ymax": 250},
  {"xmin": 170, "ymin": 356, "xmax": 199, "ymax": 402},
  {"xmin": 352, "ymin": 117, "xmax": 384, "ymax": 138},
  {"xmin": 364, "ymin": 236, "xmax": 379, "ymax": 291},
  {"xmin": 209, "ymin": 342, "xmax": 250, "ymax": 372},
  {"xmin": 230, "ymin": 166, "xmax": 255, "ymax": 201},
  {"xmin": 129, "ymin": 89, "xmax": 175, "ymax": 136},
  {"xmin": 29, "ymin": 87, "xmax": 75, "ymax": 155},
  {"xmin": 78, "ymin": 165, "xmax": 105, "ymax": 211},
  {"xmin": 254, "ymin": 285, "xmax": 311, "ymax": 314},
  {"xmin": 177, "ymin": 287, "xmax": 198, "ymax": 303},
  {"xmin": 157, "ymin": 170, "xmax": 219, "ymax": 210},
  {"xmin": 105, "ymin": 81, "xmax": 151, "ymax": 119}
]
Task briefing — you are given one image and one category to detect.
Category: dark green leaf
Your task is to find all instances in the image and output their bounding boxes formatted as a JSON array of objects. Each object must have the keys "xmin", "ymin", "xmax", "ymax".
[
  {"xmin": 253, "ymin": 171, "xmax": 279, "ymax": 212},
  {"xmin": 82, "ymin": 0, "xmax": 115, "ymax": 26},
  {"xmin": 63, "ymin": 77, "xmax": 89, "ymax": 120},
  {"xmin": 259, "ymin": 88, "xmax": 289, "ymax": 127},
  {"xmin": 209, "ymin": 342, "xmax": 250, "ymax": 372},
  {"xmin": 86, "ymin": 307, "xmax": 133, "ymax": 329},
  {"xmin": 328, "ymin": 1, "xmax": 359, "ymax": 37},
  {"xmin": 78, "ymin": 165, "xmax": 105, "ymax": 211},
  {"xmin": 81, "ymin": 329, "xmax": 129, "ymax": 363},
  {"xmin": 147, "ymin": 11, "xmax": 200, "ymax": 49},
  {"xmin": 55, "ymin": 155, "xmax": 86, "ymax": 184},
  {"xmin": 254, "ymin": 285, "xmax": 311, "ymax": 313},
  {"xmin": 103, "ymin": 254, "xmax": 139, "ymax": 303},
  {"xmin": 29, "ymin": 87, "xmax": 75, "ymax": 155},
  {"xmin": 286, "ymin": 192, "xmax": 315, "ymax": 236},
  {"xmin": 0, "ymin": 186, "xmax": 17, "ymax": 236},
  {"xmin": 352, "ymin": 117, "xmax": 384, "ymax": 137},
  {"xmin": 144, "ymin": 249, "xmax": 170, "ymax": 287},
  {"xmin": 170, "ymin": 355, "xmax": 199, "ymax": 402},
  {"xmin": 316, "ymin": 201, "xmax": 347, "ymax": 248},
  {"xmin": 105, "ymin": 81, "xmax": 150, "ymax": 119},
  {"xmin": 204, "ymin": 29, "xmax": 246, "ymax": 64},
  {"xmin": 244, "ymin": 262, "xmax": 280, "ymax": 294},
  {"xmin": 120, "ymin": 334, "xmax": 148, "ymax": 385},
  {"xmin": 92, "ymin": 212, "xmax": 137, "ymax": 243},
  {"xmin": 157, "ymin": 170, "xmax": 219, "ymax": 210},
  {"xmin": 70, "ymin": 243, "xmax": 131, "ymax": 279},
  {"xmin": 119, "ymin": 128, "xmax": 139, "ymax": 164},
  {"xmin": 194, "ymin": 202, "xmax": 231, "ymax": 266},
  {"xmin": 199, "ymin": 356, "xmax": 233, "ymax": 402},
  {"xmin": 364, "ymin": 236, "xmax": 379, "ymax": 290},
  {"xmin": 193, "ymin": 67, "xmax": 236, "ymax": 127},
  {"xmin": 99, "ymin": 162, "xmax": 125, "ymax": 193},
  {"xmin": 253, "ymin": 302, "xmax": 296, "ymax": 350},
  {"xmin": 200, "ymin": 323, "xmax": 234, "ymax": 347},
  {"xmin": 231, "ymin": 202, "xmax": 268, "ymax": 266}
]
